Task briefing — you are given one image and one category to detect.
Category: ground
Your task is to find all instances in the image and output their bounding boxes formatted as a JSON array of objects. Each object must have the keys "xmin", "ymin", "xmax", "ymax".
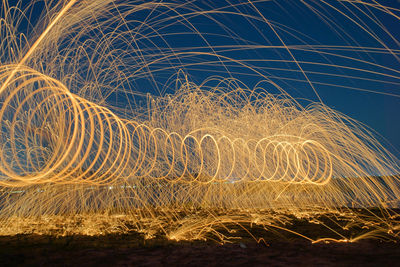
[{"xmin": 1, "ymin": 231, "xmax": 399, "ymax": 266}]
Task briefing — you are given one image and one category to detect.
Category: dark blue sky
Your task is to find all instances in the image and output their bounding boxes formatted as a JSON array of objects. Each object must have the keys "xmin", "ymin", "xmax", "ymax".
[
  {"xmin": 7, "ymin": 0, "xmax": 400, "ymax": 160},
  {"xmin": 152, "ymin": 0, "xmax": 400, "ymax": 160}
]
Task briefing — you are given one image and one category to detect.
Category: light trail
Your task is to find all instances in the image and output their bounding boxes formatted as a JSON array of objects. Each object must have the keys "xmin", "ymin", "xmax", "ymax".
[{"xmin": 0, "ymin": 0, "xmax": 399, "ymax": 242}]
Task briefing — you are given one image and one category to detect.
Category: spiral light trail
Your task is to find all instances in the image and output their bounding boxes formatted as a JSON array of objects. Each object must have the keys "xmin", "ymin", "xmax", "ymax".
[
  {"xmin": 0, "ymin": 65, "xmax": 335, "ymax": 186},
  {"xmin": 0, "ymin": 0, "xmax": 399, "ymax": 242}
]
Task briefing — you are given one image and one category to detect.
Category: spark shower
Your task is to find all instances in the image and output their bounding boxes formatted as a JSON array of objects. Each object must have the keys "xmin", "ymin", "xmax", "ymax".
[{"xmin": 0, "ymin": 0, "xmax": 400, "ymax": 242}]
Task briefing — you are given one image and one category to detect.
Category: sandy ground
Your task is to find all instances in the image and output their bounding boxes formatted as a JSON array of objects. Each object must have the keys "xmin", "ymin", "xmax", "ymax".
[{"xmin": 1, "ymin": 234, "xmax": 400, "ymax": 266}]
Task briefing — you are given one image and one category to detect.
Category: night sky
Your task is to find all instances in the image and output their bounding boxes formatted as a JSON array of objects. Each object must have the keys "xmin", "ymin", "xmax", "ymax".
[{"xmin": 7, "ymin": 0, "xmax": 400, "ymax": 161}]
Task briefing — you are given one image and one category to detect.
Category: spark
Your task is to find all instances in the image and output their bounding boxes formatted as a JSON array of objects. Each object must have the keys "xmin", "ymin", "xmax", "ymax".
[{"xmin": 0, "ymin": 0, "xmax": 399, "ymax": 243}]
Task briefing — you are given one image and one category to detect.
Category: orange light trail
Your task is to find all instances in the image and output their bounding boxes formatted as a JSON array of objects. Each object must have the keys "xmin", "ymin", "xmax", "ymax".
[{"xmin": 0, "ymin": 0, "xmax": 399, "ymax": 243}]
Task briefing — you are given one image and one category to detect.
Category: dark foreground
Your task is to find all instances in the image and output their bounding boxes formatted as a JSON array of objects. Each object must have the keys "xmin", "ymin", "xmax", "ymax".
[{"xmin": 1, "ymin": 233, "xmax": 399, "ymax": 266}]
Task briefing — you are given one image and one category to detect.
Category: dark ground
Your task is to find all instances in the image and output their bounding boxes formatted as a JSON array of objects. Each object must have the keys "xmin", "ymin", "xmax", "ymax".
[
  {"xmin": 1, "ymin": 232, "xmax": 400, "ymax": 266},
  {"xmin": 1, "ymin": 208, "xmax": 400, "ymax": 266}
]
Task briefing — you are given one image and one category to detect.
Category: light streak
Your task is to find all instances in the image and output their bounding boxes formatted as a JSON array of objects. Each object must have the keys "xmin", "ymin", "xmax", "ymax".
[{"xmin": 0, "ymin": 0, "xmax": 399, "ymax": 243}]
